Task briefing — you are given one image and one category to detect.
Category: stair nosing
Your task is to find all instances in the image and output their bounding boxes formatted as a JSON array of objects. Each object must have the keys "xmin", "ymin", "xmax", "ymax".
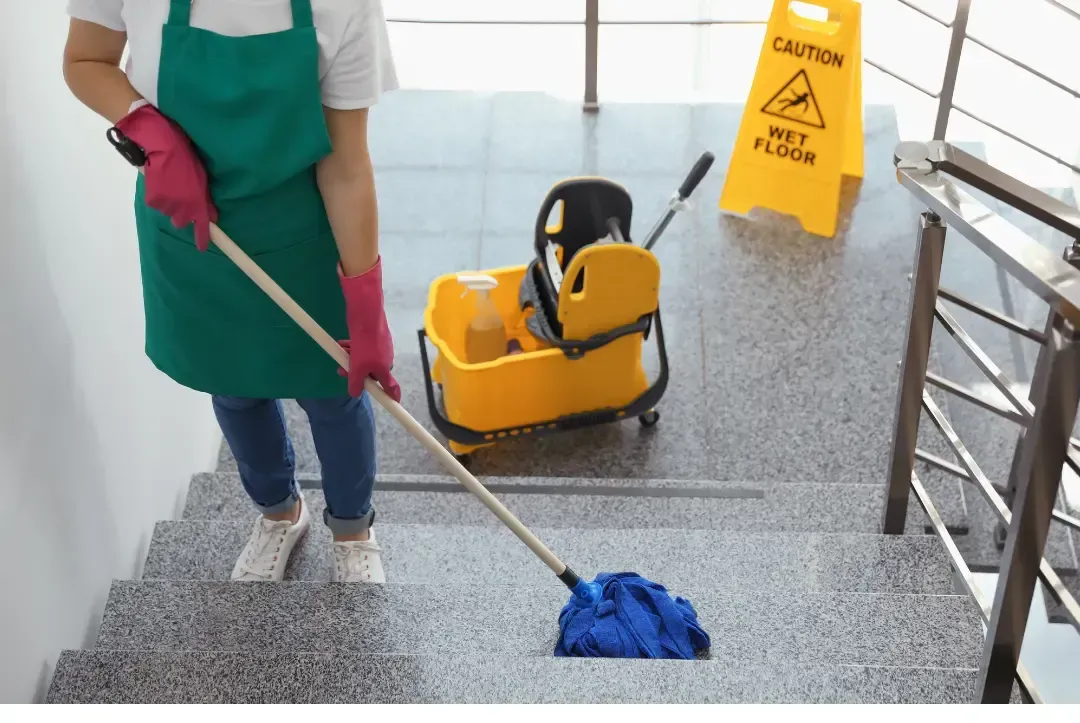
[
  {"xmin": 49, "ymin": 647, "xmax": 986, "ymax": 704},
  {"xmin": 107, "ymin": 577, "xmax": 976, "ymax": 600},
  {"xmin": 58, "ymin": 646, "xmax": 983, "ymax": 671},
  {"xmin": 158, "ymin": 518, "xmax": 952, "ymax": 541}
]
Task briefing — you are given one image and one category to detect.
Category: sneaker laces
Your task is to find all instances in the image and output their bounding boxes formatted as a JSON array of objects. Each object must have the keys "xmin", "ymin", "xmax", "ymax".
[
  {"xmin": 334, "ymin": 539, "xmax": 381, "ymax": 580},
  {"xmin": 236, "ymin": 518, "xmax": 293, "ymax": 580}
]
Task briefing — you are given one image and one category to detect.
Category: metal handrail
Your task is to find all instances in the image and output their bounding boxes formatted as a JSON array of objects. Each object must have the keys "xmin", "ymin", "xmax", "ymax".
[
  {"xmin": 864, "ymin": 58, "xmax": 942, "ymax": 97},
  {"xmin": 916, "ymin": 438, "xmax": 1080, "ymax": 534},
  {"xmin": 894, "ymin": 143, "xmax": 1080, "ymax": 313},
  {"xmin": 886, "ymin": 140, "xmax": 1080, "ymax": 703},
  {"xmin": 893, "ymin": 0, "xmax": 952, "ymax": 25},
  {"xmin": 937, "ymin": 287, "xmax": 1048, "ymax": 344},
  {"xmin": 919, "ymin": 385, "xmax": 1080, "ymax": 626},
  {"xmin": 924, "ymin": 371, "xmax": 1028, "ymax": 425},
  {"xmin": 1047, "ymin": 0, "xmax": 1080, "ymax": 22},
  {"xmin": 919, "ymin": 437, "xmax": 1080, "ymax": 534}
]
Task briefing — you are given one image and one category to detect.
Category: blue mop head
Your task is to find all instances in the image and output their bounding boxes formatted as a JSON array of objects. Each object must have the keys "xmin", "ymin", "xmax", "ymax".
[{"xmin": 554, "ymin": 572, "xmax": 711, "ymax": 659}]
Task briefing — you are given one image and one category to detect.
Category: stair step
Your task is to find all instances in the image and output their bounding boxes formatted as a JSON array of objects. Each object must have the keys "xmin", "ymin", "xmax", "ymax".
[
  {"xmin": 48, "ymin": 649, "xmax": 981, "ymax": 704},
  {"xmin": 96, "ymin": 580, "xmax": 983, "ymax": 670},
  {"xmin": 183, "ymin": 472, "xmax": 940, "ymax": 534},
  {"xmin": 145, "ymin": 521, "xmax": 959, "ymax": 595}
]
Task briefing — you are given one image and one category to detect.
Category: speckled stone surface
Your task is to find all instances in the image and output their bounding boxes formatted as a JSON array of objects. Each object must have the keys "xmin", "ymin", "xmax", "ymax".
[
  {"xmin": 96, "ymin": 580, "xmax": 983, "ymax": 669},
  {"xmin": 47, "ymin": 650, "xmax": 982, "ymax": 704},
  {"xmin": 695, "ymin": 109, "xmax": 926, "ymax": 488},
  {"xmin": 144, "ymin": 521, "xmax": 958, "ymax": 595},
  {"xmin": 182, "ymin": 471, "xmax": 943, "ymax": 534}
]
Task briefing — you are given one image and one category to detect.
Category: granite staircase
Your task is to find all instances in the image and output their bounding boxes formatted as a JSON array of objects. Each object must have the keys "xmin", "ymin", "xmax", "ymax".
[
  {"xmin": 43, "ymin": 97, "xmax": 1015, "ymax": 703},
  {"xmin": 48, "ymin": 467, "xmax": 987, "ymax": 703}
]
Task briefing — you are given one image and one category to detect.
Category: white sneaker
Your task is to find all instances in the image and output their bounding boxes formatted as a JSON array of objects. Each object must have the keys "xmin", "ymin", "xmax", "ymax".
[
  {"xmin": 332, "ymin": 529, "xmax": 386, "ymax": 583},
  {"xmin": 230, "ymin": 493, "xmax": 310, "ymax": 582}
]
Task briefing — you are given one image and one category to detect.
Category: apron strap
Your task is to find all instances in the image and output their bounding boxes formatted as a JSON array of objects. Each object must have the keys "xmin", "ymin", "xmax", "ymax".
[
  {"xmin": 166, "ymin": 0, "xmax": 192, "ymax": 27},
  {"xmin": 290, "ymin": 0, "xmax": 314, "ymax": 29},
  {"xmin": 167, "ymin": 0, "xmax": 312, "ymax": 30}
]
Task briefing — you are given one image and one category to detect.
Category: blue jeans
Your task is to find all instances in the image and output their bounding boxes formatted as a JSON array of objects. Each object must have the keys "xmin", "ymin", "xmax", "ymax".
[{"xmin": 212, "ymin": 395, "xmax": 377, "ymax": 535}]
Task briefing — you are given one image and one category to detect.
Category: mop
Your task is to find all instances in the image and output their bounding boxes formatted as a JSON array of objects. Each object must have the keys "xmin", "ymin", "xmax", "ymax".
[{"xmin": 115, "ymin": 129, "xmax": 711, "ymax": 659}]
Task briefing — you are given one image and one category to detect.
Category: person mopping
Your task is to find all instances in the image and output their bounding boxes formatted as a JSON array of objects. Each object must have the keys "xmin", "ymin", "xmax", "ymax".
[
  {"xmin": 64, "ymin": 0, "xmax": 715, "ymax": 662},
  {"xmin": 63, "ymin": 0, "xmax": 401, "ymax": 583}
]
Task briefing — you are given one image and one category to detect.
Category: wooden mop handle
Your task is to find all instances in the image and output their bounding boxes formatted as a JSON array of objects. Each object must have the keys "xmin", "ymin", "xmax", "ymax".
[{"xmin": 207, "ymin": 223, "xmax": 569, "ymax": 577}]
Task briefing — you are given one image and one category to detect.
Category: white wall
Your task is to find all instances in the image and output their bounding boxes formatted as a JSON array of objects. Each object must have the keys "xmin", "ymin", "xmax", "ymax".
[{"xmin": 0, "ymin": 3, "xmax": 222, "ymax": 703}]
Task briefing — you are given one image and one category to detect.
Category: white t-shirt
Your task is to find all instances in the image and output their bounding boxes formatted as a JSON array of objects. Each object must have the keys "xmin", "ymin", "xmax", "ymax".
[{"xmin": 66, "ymin": 0, "xmax": 398, "ymax": 110}]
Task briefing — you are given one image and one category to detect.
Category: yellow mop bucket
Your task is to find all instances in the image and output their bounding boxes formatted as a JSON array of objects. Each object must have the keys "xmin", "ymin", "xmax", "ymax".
[{"xmin": 417, "ymin": 153, "xmax": 713, "ymax": 460}]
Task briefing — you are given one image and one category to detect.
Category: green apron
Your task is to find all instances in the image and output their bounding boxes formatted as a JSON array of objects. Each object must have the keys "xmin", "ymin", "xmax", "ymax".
[{"xmin": 134, "ymin": 0, "xmax": 349, "ymax": 398}]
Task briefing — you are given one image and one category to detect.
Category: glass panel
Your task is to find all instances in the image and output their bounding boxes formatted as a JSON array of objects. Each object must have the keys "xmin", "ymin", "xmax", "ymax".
[
  {"xmin": 863, "ymin": 0, "xmax": 952, "ymax": 94},
  {"xmin": 387, "ymin": 23, "xmax": 584, "ymax": 98},
  {"xmin": 596, "ymin": 24, "xmax": 701, "ymax": 101},
  {"xmin": 895, "ymin": 0, "xmax": 958, "ymax": 23},
  {"xmin": 862, "ymin": 62, "xmax": 939, "ymax": 140},
  {"xmin": 966, "ymin": 0, "xmax": 1080, "ymax": 93},
  {"xmin": 600, "ymin": 1, "xmax": 772, "ymax": 22},
  {"xmin": 697, "ymin": 24, "xmax": 769, "ymax": 101},
  {"xmin": 600, "ymin": 0, "xmax": 701, "ymax": 22},
  {"xmin": 950, "ymin": 36, "xmax": 1080, "ymax": 186},
  {"xmin": 700, "ymin": 1, "xmax": 774, "ymax": 22},
  {"xmin": 383, "ymin": 0, "xmax": 583, "ymax": 22}
]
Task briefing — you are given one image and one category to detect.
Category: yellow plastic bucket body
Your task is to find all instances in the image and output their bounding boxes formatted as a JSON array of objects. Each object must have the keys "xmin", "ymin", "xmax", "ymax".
[{"xmin": 423, "ymin": 244, "xmax": 660, "ymax": 452}]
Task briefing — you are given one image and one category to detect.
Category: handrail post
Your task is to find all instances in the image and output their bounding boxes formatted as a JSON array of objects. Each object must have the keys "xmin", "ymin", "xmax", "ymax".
[
  {"xmin": 997, "ymin": 241, "xmax": 1080, "ymax": 549},
  {"xmin": 977, "ymin": 316, "xmax": 1080, "ymax": 703},
  {"xmin": 883, "ymin": 212, "xmax": 946, "ymax": 534},
  {"xmin": 934, "ymin": 0, "xmax": 972, "ymax": 140},
  {"xmin": 584, "ymin": 0, "xmax": 599, "ymax": 112}
]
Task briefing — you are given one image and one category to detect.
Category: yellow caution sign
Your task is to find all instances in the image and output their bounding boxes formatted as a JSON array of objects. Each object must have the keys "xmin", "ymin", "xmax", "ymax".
[{"xmin": 719, "ymin": 0, "xmax": 864, "ymax": 238}]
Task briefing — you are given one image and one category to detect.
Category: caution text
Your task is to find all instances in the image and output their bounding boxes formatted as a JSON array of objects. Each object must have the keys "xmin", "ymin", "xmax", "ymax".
[
  {"xmin": 754, "ymin": 126, "xmax": 816, "ymax": 166},
  {"xmin": 772, "ymin": 37, "xmax": 844, "ymax": 68}
]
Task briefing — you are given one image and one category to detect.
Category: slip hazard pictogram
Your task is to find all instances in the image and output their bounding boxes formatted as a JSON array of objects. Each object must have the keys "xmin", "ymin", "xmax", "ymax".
[{"xmin": 760, "ymin": 69, "xmax": 825, "ymax": 129}]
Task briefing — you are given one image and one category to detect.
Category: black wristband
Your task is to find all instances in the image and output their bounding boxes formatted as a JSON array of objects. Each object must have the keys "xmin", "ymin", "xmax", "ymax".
[{"xmin": 106, "ymin": 127, "xmax": 147, "ymax": 167}]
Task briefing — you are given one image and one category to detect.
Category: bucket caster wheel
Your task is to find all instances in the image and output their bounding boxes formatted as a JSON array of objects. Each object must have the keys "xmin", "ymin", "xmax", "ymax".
[
  {"xmin": 638, "ymin": 410, "xmax": 660, "ymax": 428},
  {"xmin": 454, "ymin": 453, "xmax": 473, "ymax": 468}
]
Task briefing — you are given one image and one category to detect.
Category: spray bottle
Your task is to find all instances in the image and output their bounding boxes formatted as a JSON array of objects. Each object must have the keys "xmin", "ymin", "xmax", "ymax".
[{"xmin": 458, "ymin": 274, "xmax": 508, "ymax": 364}]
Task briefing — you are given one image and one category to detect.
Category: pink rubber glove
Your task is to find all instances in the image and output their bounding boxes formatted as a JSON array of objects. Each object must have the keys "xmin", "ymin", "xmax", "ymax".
[
  {"xmin": 115, "ymin": 104, "xmax": 217, "ymax": 251},
  {"xmin": 337, "ymin": 257, "xmax": 401, "ymax": 402}
]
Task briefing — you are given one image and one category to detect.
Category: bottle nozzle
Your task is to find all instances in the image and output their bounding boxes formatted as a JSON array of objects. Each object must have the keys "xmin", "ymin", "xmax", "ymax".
[{"xmin": 457, "ymin": 274, "xmax": 499, "ymax": 292}]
